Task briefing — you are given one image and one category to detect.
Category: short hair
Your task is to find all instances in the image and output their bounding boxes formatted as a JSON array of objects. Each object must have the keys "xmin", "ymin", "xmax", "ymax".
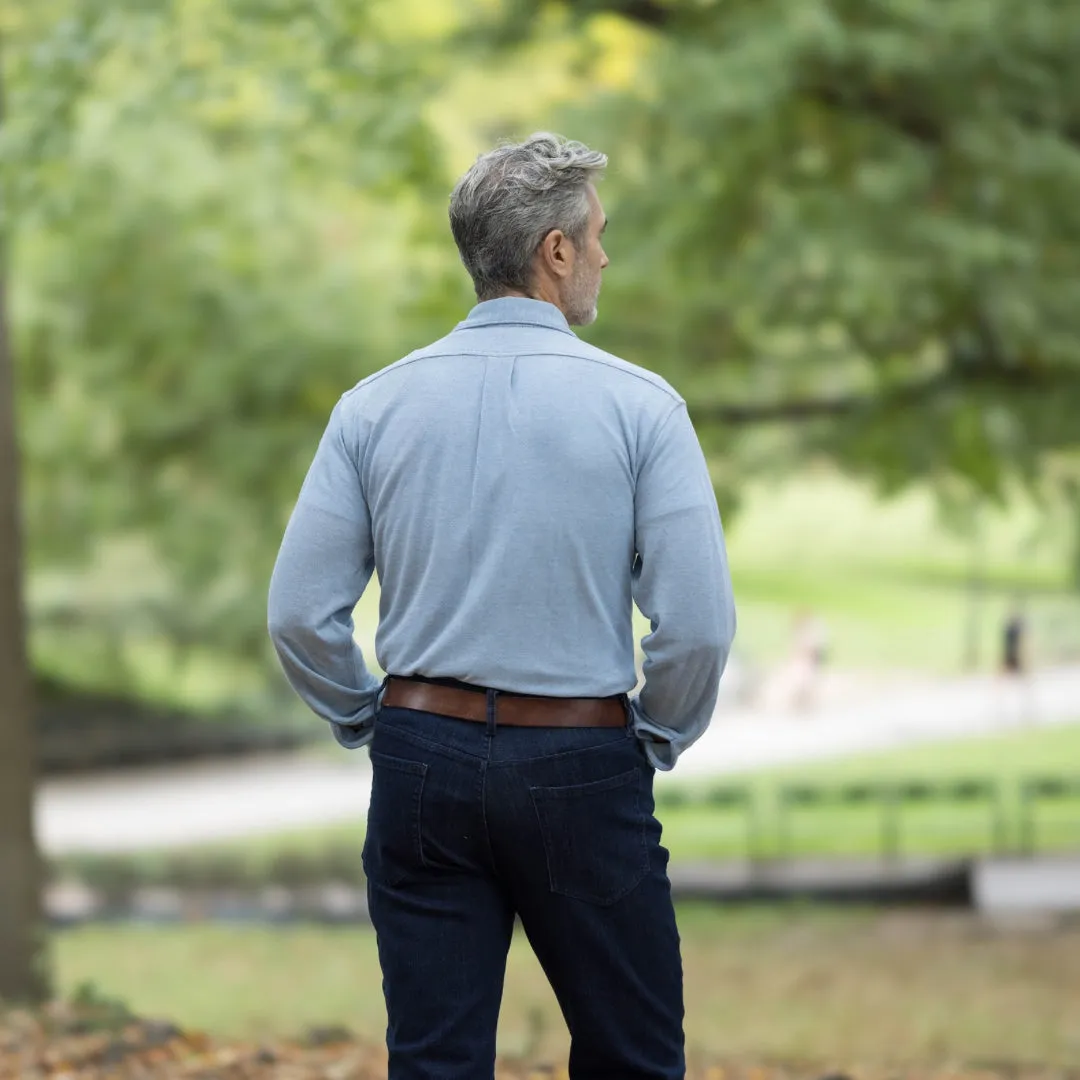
[{"xmin": 448, "ymin": 132, "xmax": 607, "ymax": 301}]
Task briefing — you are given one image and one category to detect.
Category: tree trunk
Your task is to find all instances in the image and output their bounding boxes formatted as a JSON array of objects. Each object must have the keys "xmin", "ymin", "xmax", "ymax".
[{"xmin": 0, "ymin": 39, "xmax": 50, "ymax": 1005}]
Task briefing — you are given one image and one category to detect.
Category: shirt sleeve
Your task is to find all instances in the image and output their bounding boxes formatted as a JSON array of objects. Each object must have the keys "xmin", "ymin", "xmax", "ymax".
[
  {"xmin": 267, "ymin": 399, "xmax": 382, "ymax": 749},
  {"xmin": 629, "ymin": 403, "xmax": 736, "ymax": 770}
]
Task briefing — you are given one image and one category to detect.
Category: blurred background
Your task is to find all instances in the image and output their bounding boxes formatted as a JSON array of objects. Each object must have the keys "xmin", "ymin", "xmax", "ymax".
[{"xmin": 2, "ymin": 0, "xmax": 1080, "ymax": 1074}]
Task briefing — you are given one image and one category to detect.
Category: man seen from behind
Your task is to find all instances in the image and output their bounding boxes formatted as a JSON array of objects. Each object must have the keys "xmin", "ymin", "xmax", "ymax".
[{"xmin": 268, "ymin": 132, "xmax": 737, "ymax": 1080}]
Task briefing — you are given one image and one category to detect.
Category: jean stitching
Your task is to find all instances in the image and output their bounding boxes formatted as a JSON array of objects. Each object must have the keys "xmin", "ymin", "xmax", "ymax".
[
  {"xmin": 488, "ymin": 734, "xmax": 638, "ymax": 769},
  {"xmin": 374, "ymin": 721, "xmax": 486, "ymax": 764},
  {"xmin": 528, "ymin": 768, "xmax": 639, "ymax": 799},
  {"xmin": 529, "ymin": 767, "xmax": 649, "ymax": 906},
  {"xmin": 369, "ymin": 750, "xmax": 427, "ymax": 777},
  {"xmin": 364, "ymin": 757, "xmax": 428, "ymax": 886},
  {"xmin": 635, "ymin": 779, "xmax": 650, "ymax": 879},
  {"xmin": 413, "ymin": 765, "xmax": 428, "ymax": 870},
  {"xmin": 529, "ymin": 793, "xmax": 561, "ymax": 903},
  {"xmin": 378, "ymin": 714, "xmax": 637, "ymax": 767},
  {"xmin": 479, "ymin": 758, "xmax": 499, "ymax": 877}
]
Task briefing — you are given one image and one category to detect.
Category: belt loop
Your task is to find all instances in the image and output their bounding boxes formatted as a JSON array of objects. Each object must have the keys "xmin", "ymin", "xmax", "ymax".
[{"xmin": 486, "ymin": 688, "xmax": 498, "ymax": 735}]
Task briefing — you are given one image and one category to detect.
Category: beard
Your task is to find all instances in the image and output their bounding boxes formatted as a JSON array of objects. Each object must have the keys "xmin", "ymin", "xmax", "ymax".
[{"xmin": 563, "ymin": 264, "xmax": 601, "ymax": 326}]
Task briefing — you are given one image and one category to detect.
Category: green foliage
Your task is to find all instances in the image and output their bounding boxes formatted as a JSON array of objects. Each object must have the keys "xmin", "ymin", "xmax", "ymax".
[
  {"xmin": 3, "ymin": 1, "xmax": 449, "ymax": 688},
  {"xmin": 4, "ymin": 0, "xmax": 1080, "ymax": 705},
  {"xmin": 17, "ymin": 122, "xmax": 396, "ymax": 657},
  {"xmin": 552, "ymin": 0, "xmax": 1080, "ymax": 498},
  {"xmin": 66, "ymin": 979, "xmax": 135, "ymax": 1033},
  {"xmin": 2, "ymin": 0, "xmax": 441, "ymax": 217}
]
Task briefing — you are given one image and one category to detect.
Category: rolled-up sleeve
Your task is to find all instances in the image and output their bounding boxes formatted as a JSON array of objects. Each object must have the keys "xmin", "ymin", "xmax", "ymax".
[
  {"xmin": 267, "ymin": 399, "xmax": 382, "ymax": 749},
  {"xmin": 629, "ymin": 404, "xmax": 736, "ymax": 770}
]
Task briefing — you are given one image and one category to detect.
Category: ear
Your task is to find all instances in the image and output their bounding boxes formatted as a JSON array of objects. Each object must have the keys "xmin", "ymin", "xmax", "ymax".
[{"xmin": 536, "ymin": 228, "xmax": 574, "ymax": 281}]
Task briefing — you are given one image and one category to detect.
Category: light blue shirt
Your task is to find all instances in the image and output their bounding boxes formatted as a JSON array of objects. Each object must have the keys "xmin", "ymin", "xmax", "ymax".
[{"xmin": 268, "ymin": 298, "xmax": 735, "ymax": 769}]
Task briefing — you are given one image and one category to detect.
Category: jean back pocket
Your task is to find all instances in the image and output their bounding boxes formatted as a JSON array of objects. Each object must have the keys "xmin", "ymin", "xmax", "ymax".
[
  {"xmin": 530, "ymin": 767, "xmax": 649, "ymax": 905},
  {"xmin": 363, "ymin": 752, "xmax": 428, "ymax": 886}
]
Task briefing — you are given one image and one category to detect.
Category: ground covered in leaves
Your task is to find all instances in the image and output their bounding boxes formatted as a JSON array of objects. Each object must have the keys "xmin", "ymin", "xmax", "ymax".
[{"xmin": 3, "ymin": 1002, "xmax": 1079, "ymax": 1080}]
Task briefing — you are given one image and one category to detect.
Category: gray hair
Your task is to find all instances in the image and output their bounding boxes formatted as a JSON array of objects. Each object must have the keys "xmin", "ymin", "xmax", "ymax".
[{"xmin": 448, "ymin": 132, "xmax": 607, "ymax": 301}]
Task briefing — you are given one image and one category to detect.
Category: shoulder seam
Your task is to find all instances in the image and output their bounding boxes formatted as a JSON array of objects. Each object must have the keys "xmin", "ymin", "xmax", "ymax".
[
  {"xmin": 340, "ymin": 347, "xmax": 681, "ymax": 403},
  {"xmin": 564, "ymin": 350, "xmax": 682, "ymax": 402},
  {"xmin": 639, "ymin": 401, "xmax": 687, "ymax": 476},
  {"xmin": 339, "ymin": 352, "xmax": 428, "ymax": 397}
]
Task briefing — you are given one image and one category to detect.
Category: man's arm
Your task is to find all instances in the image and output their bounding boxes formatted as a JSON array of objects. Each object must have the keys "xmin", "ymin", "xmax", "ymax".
[
  {"xmin": 630, "ymin": 403, "xmax": 736, "ymax": 770},
  {"xmin": 267, "ymin": 400, "xmax": 382, "ymax": 748}
]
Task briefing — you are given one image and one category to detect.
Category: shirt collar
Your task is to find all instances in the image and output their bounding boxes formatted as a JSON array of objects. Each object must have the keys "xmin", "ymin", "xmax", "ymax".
[{"xmin": 455, "ymin": 297, "xmax": 576, "ymax": 337}]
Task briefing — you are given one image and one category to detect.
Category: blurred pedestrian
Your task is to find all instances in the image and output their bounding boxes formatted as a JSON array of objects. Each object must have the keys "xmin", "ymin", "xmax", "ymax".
[
  {"xmin": 1001, "ymin": 604, "xmax": 1026, "ymax": 676},
  {"xmin": 997, "ymin": 599, "xmax": 1036, "ymax": 723},
  {"xmin": 791, "ymin": 609, "xmax": 829, "ymax": 710},
  {"xmin": 268, "ymin": 133, "xmax": 736, "ymax": 1079},
  {"xmin": 757, "ymin": 609, "xmax": 829, "ymax": 712}
]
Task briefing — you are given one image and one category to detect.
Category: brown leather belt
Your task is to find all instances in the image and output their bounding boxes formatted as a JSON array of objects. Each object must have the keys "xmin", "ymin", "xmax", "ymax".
[{"xmin": 382, "ymin": 677, "xmax": 627, "ymax": 728}]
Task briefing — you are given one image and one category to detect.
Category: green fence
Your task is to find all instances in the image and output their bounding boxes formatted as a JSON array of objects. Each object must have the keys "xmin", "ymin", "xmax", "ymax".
[
  {"xmin": 654, "ymin": 775, "xmax": 1080, "ymax": 860},
  {"xmin": 1018, "ymin": 776, "xmax": 1080, "ymax": 854}
]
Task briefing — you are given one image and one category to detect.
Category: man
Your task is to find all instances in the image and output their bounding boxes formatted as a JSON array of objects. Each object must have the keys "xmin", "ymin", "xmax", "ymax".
[{"xmin": 268, "ymin": 132, "xmax": 736, "ymax": 1080}]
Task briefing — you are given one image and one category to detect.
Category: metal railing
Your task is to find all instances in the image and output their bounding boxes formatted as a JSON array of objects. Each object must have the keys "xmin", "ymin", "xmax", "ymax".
[{"xmin": 654, "ymin": 775, "xmax": 1080, "ymax": 860}]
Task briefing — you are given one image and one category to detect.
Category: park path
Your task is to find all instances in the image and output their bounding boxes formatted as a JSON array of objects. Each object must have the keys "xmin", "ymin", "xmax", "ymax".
[
  {"xmin": 673, "ymin": 663, "xmax": 1079, "ymax": 777},
  {"xmin": 35, "ymin": 665, "xmax": 1080, "ymax": 855}
]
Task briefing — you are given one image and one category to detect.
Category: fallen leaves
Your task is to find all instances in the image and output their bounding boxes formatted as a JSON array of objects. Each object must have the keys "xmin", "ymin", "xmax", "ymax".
[
  {"xmin": 0, "ymin": 1004, "xmax": 383, "ymax": 1080},
  {"xmin": 2, "ymin": 1002, "xmax": 1078, "ymax": 1079}
]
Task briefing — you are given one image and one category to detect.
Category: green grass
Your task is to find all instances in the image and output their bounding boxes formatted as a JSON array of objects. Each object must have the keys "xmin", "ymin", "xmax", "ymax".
[
  {"xmin": 765, "ymin": 718, "xmax": 1080, "ymax": 780},
  {"xmin": 52, "ymin": 906, "xmax": 1080, "ymax": 1064},
  {"xmin": 721, "ymin": 474, "xmax": 1080, "ymax": 673},
  {"xmin": 657, "ymin": 720, "xmax": 1080, "ymax": 860}
]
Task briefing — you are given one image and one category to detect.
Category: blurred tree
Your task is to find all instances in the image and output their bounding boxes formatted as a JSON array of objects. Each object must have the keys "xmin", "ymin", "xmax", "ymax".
[
  {"xmin": 5, "ymin": 0, "xmax": 1080, "ymax": 714},
  {"xmin": 485, "ymin": 0, "xmax": 1080, "ymax": 503},
  {"xmin": 0, "ymin": 38, "xmax": 49, "ymax": 1005},
  {"xmin": 3, "ymin": 0, "xmax": 446, "ymax": 699}
]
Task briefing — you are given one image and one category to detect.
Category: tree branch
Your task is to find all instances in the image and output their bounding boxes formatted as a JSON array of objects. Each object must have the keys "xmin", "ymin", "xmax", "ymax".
[
  {"xmin": 806, "ymin": 81, "xmax": 943, "ymax": 146},
  {"xmin": 808, "ymin": 79, "xmax": 1080, "ymax": 152},
  {"xmin": 561, "ymin": 2, "xmax": 1080, "ymax": 150},
  {"xmin": 686, "ymin": 363, "xmax": 1079, "ymax": 427},
  {"xmin": 557, "ymin": 0, "xmax": 675, "ymax": 29},
  {"xmin": 610, "ymin": 0, "xmax": 673, "ymax": 28}
]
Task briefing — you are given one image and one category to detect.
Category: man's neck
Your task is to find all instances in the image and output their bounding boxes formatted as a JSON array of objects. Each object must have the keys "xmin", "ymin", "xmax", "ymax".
[{"xmin": 497, "ymin": 285, "xmax": 564, "ymax": 314}]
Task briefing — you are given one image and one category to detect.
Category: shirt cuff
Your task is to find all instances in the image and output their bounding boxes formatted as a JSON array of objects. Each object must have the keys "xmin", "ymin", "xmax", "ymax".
[
  {"xmin": 327, "ymin": 680, "xmax": 384, "ymax": 749},
  {"xmin": 330, "ymin": 720, "xmax": 374, "ymax": 750},
  {"xmin": 627, "ymin": 698, "xmax": 681, "ymax": 771}
]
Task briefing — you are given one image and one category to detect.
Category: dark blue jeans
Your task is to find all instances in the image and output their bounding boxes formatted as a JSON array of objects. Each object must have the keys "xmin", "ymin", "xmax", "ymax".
[{"xmin": 362, "ymin": 702, "xmax": 684, "ymax": 1080}]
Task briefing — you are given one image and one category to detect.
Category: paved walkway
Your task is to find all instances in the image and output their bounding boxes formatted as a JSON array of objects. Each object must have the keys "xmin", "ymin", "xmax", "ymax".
[
  {"xmin": 35, "ymin": 665, "xmax": 1080, "ymax": 855},
  {"xmin": 668, "ymin": 664, "xmax": 1079, "ymax": 779}
]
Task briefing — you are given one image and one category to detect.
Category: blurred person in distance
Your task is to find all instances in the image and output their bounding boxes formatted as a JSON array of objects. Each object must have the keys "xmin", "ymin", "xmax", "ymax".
[
  {"xmin": 1001, "ymin": 600, "xmax": 1027, "ymax": 677},
  {"xmin": 998, "ymin": 596, "xmax": 1036, "ymax": 724},
  {"xmin": 756, "ymin": 608, "xmax": 828, "ymax": 713},
  {"xmin": 268, "ymin": 133, "xmax": 736, "ymax": 1078},
  {"xmin": 791, "ymin": 608, "xmax": 829, "ymax": 710}
]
